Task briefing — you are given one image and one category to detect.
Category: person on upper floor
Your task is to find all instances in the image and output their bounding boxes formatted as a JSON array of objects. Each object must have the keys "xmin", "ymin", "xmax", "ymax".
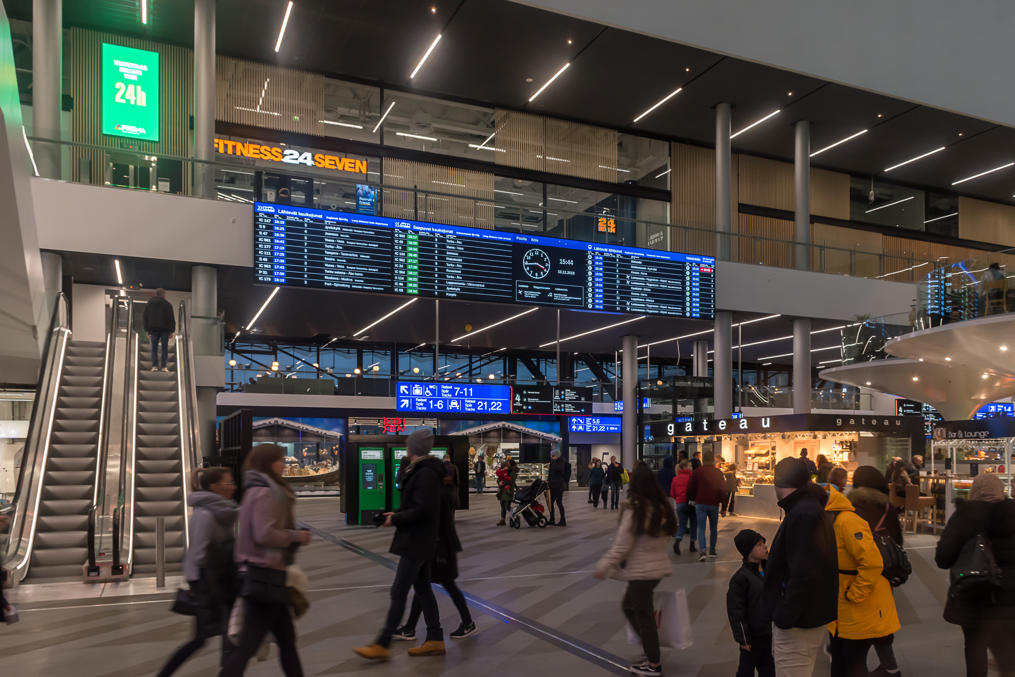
[
  {"xmin": 799, "ymin": 449, "xmax": 818, "ymax": 478},
  {"xmin": 669, "ymin": 460, "xmax": 697, "ymax": 556}
]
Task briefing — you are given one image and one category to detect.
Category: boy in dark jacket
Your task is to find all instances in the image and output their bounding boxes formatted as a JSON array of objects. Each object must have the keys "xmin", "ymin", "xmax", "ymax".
[{"xmin": 728, "ymin": 529, "xmax": 774, "ymax": 677}]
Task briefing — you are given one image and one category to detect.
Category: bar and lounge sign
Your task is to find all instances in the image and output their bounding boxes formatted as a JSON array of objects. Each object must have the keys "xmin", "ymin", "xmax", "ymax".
[{"xmin": 651, "ymin": 413, "xmax": 920, "ymax": 437}]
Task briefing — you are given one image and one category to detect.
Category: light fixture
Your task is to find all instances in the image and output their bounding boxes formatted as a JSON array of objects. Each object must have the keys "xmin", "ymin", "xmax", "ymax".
[
  {"xmin": 786, "ymin": 90, "xmax": 793, "ymax": 96},
  {"xmin": 547, "ymin": 197, "xmax": 578, "ymax": 204},
  {"xmin": 632, "ymin": 87, "xmax": 682, "ymax": 123},
  {"xmin": 140, "ymin": 0, "xmax": 148, "ymax": 24},
  {"xmin": 983, "ymin": 373, "xmax": 990, "ymax": 379},
  {"xmin": 493, "ymin": 189, "xmax": 524, "ymax": 196},
  {"xmin": 598, "ymin": 164, "xmax": 631, "ymax": 173},
  {"xmin": 952, "ymin": 161, "xmax": 1015, "ymax": 186},
  {"xmin": 488, "ymin": 373, "xmax": 495, "ymax": 379},
  {"xmin": 655, "ymin": 168, "xmax": 672, "ymax": 179},
  {"xmin": 234, "ymin": 106, "xmax": 281, "ymax": 117},
  {"xmin": 372, "ymin": 101, "xmax": 396, "ymax": 134},
  {"xmin": 409, "ymin": 33, "xmax": 442, "ymax": 79},
  {"xmin": 271, "ymin": 363, "xmax": 279, "ymax": 372},
  {"xmin": 467, "ymin": 144, "xmax": 505, "ymax": 152},
  {"xmin": 372, "ymin": 365, "xmax": 380, "ymax": 372},
  {"xmin": 430, "ymin": 5, "xmax": 437, "ymax": 13},
  {"xmin": 637, "ymin": 313, "xmax": 782, "ymax": 349},
  {"xmin": 274, "ymin": 1, "xmax": 294, "ymax": 53},
  {"xmin": 912, "ymin": 376, "xmax": 919, "ymax": 382},
  {"xmin": 396, "ymin": 132, "xmax": 439, "ymax": 142},
  {"xmin": 924, "ymin": 212, "xmax": 958, "ymax": 224},
  {"xmin": 810, "ymin": 129, "xmax": 868, "ymax": 158},
  {"xmin": 865, "ymin": 195, "xmax": 915, "ymax": 214},
  {"xmin": 245, "ymin": 286, "xmax": 280, "ymax": 331},
  {"xmin": 345, "ymin": 373, "xmax": 352, "ymax": 378},
  {"xmin": 528, "ymin": 62, "xmax": 570, "ymax": 102},
  {"xmin": 354, "ymin": 297, "xmax": 418, "ymax": 337},
  {"xmin": 354, "ymin": 368, "xmax": 361, "ymax": 375},
  {"xmin": 452, "ymin": 307, "xmax": 538, "ymax": 342},
  {"xmin": 412, "ymin": 366, "xmax": 420, "ymax": 374},
  {"xmin": 758, "ymin": 345, "xmax": 839, "ymax": 360},
  {"xmin": 228, "ymin": 359, "xmax": 237, "ymax": 367},
  {"xmin": 540, "ymin": 316, "xmax": 646, "ymax": 348},
  {"xmin": 884, "ymin": 146, "xmax": 946, "ymax": 172},
  {"xmin": 114, "ymin": 259, "xmax": 123, "ymax": 285},
  {"xmin": 1002, "ymin": 345, "xmax": 1009, "ymax": 352},
  {"xmin": 865, "ymin": 381, "xmax": 872, "ymax": 386},
  {"xmin": 312, "ymin": 362, "xmax": 319, "ymax": 368},
  {"xmin": 730, "ymin": 110, "xmax": 780, "ymax": 139},
  {"xmin": 656, "ymin": 379, "xmax": 663, "ymax": 386},
  {"xmin": 945, "ymin": 356, "xmax": 952, "ymax": 361},
  {"xmin": 319, "ymin": 119, "xmax": 364, "ymax": 129}
]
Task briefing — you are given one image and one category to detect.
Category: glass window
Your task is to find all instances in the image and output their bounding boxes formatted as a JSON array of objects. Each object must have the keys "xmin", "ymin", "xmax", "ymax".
[
  {"xmin": 618, "ymin": 132, "xmax": 670, "ymax": 191},
  {"xmin": 380, "ymin": 92, "xmax": 497, "ymax": 162},
  {"xmin": 851, "ymin": 177, "xmax": 924, "ymax": 231},
  {"xmin": 924, "ymin": 191, "xmax": 959, "ymax": 238}
]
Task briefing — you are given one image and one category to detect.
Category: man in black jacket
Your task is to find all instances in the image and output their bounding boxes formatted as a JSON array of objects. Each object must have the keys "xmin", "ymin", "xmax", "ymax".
[
  {"xmin": 143, "ymin": 288, "xmax": 176, "ymax": 372},
  {"xmin": 763, "ymin": 457, "xmax": 838, "ymax": 677},
  {"xmin": 547, "ymin": 450, "xmax": 569, "ymax": 527},
  {"xmin": 356, "ymin": 429, "xmax": 446, "ymax": 661}
]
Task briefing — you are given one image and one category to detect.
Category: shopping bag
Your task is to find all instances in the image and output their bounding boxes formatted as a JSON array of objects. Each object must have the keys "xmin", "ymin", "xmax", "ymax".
[{"xmin": 625, "ymin": 589, "xmax": 692, "ymax": 650}]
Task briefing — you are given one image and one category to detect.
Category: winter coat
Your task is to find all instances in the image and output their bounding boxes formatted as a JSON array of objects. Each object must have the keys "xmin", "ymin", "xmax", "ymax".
[
  {"xmin": 764, "ymin": 483, "xmax": 838, "ymax": 630},
  {"xmin": 588, "ymin": 466, "xmax": 606, "ymax": 486},
  {"xmin": 656, "ymin": 457, "xmax": 676, "ymax": 496},
  {"xmin": 595, "ymin": 501, "xmax": 673, "ymax": 581},
  {"xmin": 848, "ymin": 486, "xmax": 903, "ymax": 547},
  {"xmin": 825, "ymin": 487, "xmax": 900, "ymax": 640},
  {"xmin": 548, "ymin": 458, "xmax": 569, "ymax": 491},
  {"xmin": 935, "ymin": 498, "xmax": 1015, "ymax": 625},
  {"xmin": 390, "ymin": 455, "xmax": 446, "ymax": 561},
  {"xmin": 183, "ymin": 491, "xmax": 238, "ymax": 586},
  {"xmin": 143, "ymin": 296, "xmax": 176, "ymax": 333},
  {"xmin": 234, "ymin": 471, "xmax": 301, "ymax": 571},
  {"xmin": 725, "ymin": 471, "xmax": 739, "ymax": 494},
  {"xmin": 605, "ymin": 462, "xmax": 623, "ymax": 485},
  {"xmin": 432, "ymin": 481, "xmax": 463, "ymax": 582},
  {"xmin": 443, "ymin": 462, "xmax": 460, "ymax": 509},
  {"xmin": 670, "ymin": 469, "xmax": 692, "ymax": 503},
  {"xmin": 727, "ymin": 561, "xmax": 771, "ymax": 645},
  {"xmin": 687, "ymin": 465, "xmax": 727, "ymax": 507},
  {"xmin": 496, "ymin": 467, "xmax": 517, "ymax": 503}
]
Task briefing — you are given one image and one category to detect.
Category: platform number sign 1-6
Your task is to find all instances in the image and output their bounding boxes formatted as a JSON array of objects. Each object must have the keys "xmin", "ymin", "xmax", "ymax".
[{"xmin": 101, "ymin": 43, "xmax": 160, "ymax": 142}]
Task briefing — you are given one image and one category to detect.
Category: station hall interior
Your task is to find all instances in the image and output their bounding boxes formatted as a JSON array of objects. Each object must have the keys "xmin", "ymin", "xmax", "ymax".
[{"xmin": 3, "ymin": 0, "xmax": 1015, "ymax": 675}]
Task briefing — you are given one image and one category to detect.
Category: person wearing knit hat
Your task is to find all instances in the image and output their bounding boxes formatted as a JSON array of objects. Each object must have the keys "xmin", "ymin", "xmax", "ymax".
[
  {"xmin": 936, "ymin": 471, "xmax": 1015, "ymax": 676},
  {"xmin": 728, "ymin": 529, "xmax": 774, "ymax": 676},
  {"xmin": 764, "ymin": 457, "xmax": 837, "ymax": 676}
]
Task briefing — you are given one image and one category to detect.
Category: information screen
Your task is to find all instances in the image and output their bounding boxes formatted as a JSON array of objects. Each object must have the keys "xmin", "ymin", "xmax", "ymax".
[
  {"xmin": 513, "ymin": 385, "xmax": 593, "ymax": 415},
  {"xmin": 396, "ymin": 382, "xmax": 511, "ymax": 414},
  {"xmin": 569, "ymin": 416, "xmax": 622, "ymax": 433},
  {"xmin": 101, "ymin": 43, "xmax": 159, "ymax": 142},
  {"xmin": 254, "ymin": 203, "xmax": 715, "ymax": 319}
]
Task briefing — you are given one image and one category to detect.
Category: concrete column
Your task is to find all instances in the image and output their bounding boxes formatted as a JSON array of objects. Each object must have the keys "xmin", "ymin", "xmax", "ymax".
[
  {"xmin": 692, "ymin": 339, "xmax": 709, "ymax": 377},
  {"xmin": 714, "ymin": 312, "xmax": 732, "ymax": 418},
  {"xmin": 621, "ymin": 335, "xmax": 637, "ymax": 469},
  {"xmin": 32, "ymin": 0, "xmax": 62, "ymax": 178},
  {"xmin": 193, "ymin": 0, "xmax": 215, "ymax": 198},
  {"xmin": 793, "ymin": 318, "xmax": 812, "ymax": 414},
  {"xmin": 191, "ymin": 265, "xmax": 218, "ymax": 460},
  {"xmin": 794, "ymin": 121, "xmax": 811, "ymax": 270},
  {"xmin": 40, "ymin": 251, "xmax": 62, "ymax": 323},
  {"xmin": 715, "ymin": 102, "xmax": 732, "ymax": 261}
]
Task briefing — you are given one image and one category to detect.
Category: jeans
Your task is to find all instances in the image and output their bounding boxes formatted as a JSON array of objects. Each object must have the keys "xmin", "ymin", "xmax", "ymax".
[
  {"xmin": 961, "ymin": 620, "xmax": 1015, "ymax": 677},
  {"xmin": 218, "ymin": 598, "xmax": 302, "ymax": 677},
  {"xmin": 549, "ymin": 488, "xmax": 565, "ymax": 524},
  {"xmin": 150, "ymin": 331, "xmax": 170, "ymax": 369},
  {"xmin": 622, "ymin": 579, "xmax": 661, "ymax": 664},
  {"xmin": 829, "ymin": 633, "xmax": 874, "ymax": 677},
  {"xmin": 608, "ymin": 481, "xmax": 621, "ymax": 509},
  {"xmin": 377, "ymin": 557, "xmax": 442, "ymax": 648},
  {"xmin": 475, "ymin": 474, "xmax": 485, "ymax": 493},
  {"xmin": 405, "ymin": 579, "xmax": 472, "ymax": 628},
  {"xmin": 772, "ymin": 625, "xmax": 826, "ymax": 677},
  {"xmin": 696, "ymin": 503, "xmax": 719, "ymax": 552},
  {"xmin": 676, "ymin": 503, "xmax": 697, "ymax": 543},
  {"xmin": 590, "ymin": 484, "xmax": 603, "ymax": 508},
  {"xmin": 736, "ymin": 635, "xmax": 775, "ymax": 677}
]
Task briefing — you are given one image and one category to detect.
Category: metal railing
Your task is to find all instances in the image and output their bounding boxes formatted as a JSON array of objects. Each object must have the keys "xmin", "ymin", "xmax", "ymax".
[
  {"xmin": 112, "ymin": 299, "xmax": 137, "ymax": 575},
  {"xmin": 175, "ymin": 300, "xmax": 202, "ymax": 550}
]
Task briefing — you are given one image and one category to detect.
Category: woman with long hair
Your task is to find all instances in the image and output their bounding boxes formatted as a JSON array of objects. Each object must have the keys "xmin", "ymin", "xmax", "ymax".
[
  {"xmin": 220, "ymin": 444, "xmax": 311, "ymax": 677},
  {"xmin": 595, "ymin": 461, "xmax": 677, "ymax": 675}
]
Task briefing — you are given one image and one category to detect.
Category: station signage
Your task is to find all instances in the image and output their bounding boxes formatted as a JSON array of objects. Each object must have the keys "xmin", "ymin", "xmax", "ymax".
[
  {"xmin": 513, "ymin": 385, "xmax": 593, "ymax": 415},
  {"xmin": 974, "ymin": 402, "xmax": 1015, "ymax": 419},
  {"xmin": 569, "ymin": 416, "xmax": 622, "ymax": 434},
  {"xmin": 396, "ymin": 382, "xmax": 510, "ymax": 414},
  {"xmin": 214, "ymin": 138, "xmax": 367, "ymax": 174},
  {"xmin": 650, "ymin": 413, "xmax": 921, "ymax": 438},
  {"xmin": 102, "ymin": 43, "xmax": 160, "ymax": 141},
  {"xmin": 614, "ymin": 398, "xmax": 651, "ymax": 412},
  {"xmin": 933, "ymin": 417, "xmax": 1015, "ymax": 441}
]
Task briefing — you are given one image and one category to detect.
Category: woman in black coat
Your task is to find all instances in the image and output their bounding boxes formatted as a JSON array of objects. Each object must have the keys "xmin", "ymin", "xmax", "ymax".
[{"xmin": 935, "ymin": 473, "xmax": 1015, "ymax": 677}]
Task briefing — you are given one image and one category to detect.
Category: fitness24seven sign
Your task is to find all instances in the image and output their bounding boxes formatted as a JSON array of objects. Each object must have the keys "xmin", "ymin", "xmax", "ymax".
[
  {"xmin": 102, "ymin": 43, "xmax": 160, "ymax": 142},
  {"xmin": 214, "ymin": 138, "xmax": 367, "ymax": 174}
]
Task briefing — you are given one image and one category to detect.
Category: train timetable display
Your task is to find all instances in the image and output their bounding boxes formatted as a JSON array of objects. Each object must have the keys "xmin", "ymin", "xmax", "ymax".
[{"xmin": 254, "ymin": 202, "xmax": 716, "ymax": 319}]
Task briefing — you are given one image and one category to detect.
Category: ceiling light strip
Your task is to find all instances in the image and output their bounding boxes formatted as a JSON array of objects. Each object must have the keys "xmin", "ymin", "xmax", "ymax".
[
  {"xmin": 636, "ymin": 314, "xmax": 782, "ymax": 350},
  {"xmin": 409, "ymin": 33, "xmax": 442, "ymax": 79},
  {"xmin": 865, "ymin": 195, "xmax": 915, "ymax": 214},
  {"xmin": 540, "ymin": 316, "xmax": 645, "ymax": 348},
  {"xmin": 884, "ymin": 146, "xmax": 946, "ymax": 172},
  {"xmin": 451, "ymin": 307, "xmax": 539, "ymax": 343},
  {"xmin": 246, "ymin": 286, "xmax": 280, "ymax": 331},
  {"xmin": 730, "ymin": 109, "xmax": 780, "ymax": 139},
  {"xmin": 924, "ymin": 212, "xmax": 958, "ymax": 224},
  {"xmin": 528, "ymin": 62, "xmax": 570, "ymax": 103},
  {"xmin": 633, "ymin": 87, "xmax": 682, "ymax": 123},
  {"xmin": 114, "ymin": 259, "xmax": 123, "ymax": 285},
  {"xmin": 273, "ymin": 1, "xmax": 294, "ymax": 53},
  {"xmin": 353, "ymin": 297, "xmax": 418, "ymax": 337},
  {"xmin": 468, "ymin": 143, "xmax": 505, "ymax": 152},
  {"xmin": 810, "ymin": 129, "xmax": 868, "ymax": 158},
  {"xmin": 759, "ymin": 345, "xmax": 839, "ymax": 361},
  {"xmin": 372, "ymin": 101, "xmax": 396, "ymax": 134},
  {"xmin": 654, "ymin": 168, "xmax": 672, "ymax": 179},
  {"xmin": 319, "ymin": 119, "xmax": 364, "ymax": 129},
  {"xmin": 951, "ymin": 161, "xmax": 1015, "ymax": 186},
  {"xmin": 396, "ymin": 131, "xmax": 439, "ymax": 142},
  {"xmin": 140, "ymin": 0, "xmax": 148, "ymax": 24}
]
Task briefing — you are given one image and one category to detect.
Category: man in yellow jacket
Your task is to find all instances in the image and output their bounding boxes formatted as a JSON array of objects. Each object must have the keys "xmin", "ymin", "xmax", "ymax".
[{"xmin": 824, "ymin": 486, "xmax": 901, "ymax": 677}]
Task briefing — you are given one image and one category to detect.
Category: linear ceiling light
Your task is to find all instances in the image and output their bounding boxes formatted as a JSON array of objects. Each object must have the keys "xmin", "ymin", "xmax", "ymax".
[
  {"xmin": 114, "ymin": 259, "xmax": 123, "ymax": 285},
  {"xmin": 539, "ymin": 315, "xmax": 645, "ymax": 348},
  {"xmin": 409, "ymin": 33, "xmax": 442, "ymax": 79},
  {"xmin": 598, "ymin": 164, "xmax": 631, "ymax": 173},
  {"xmin": 234, "ymin": 106, "xmax": 281, "ymax": 116},
  {"xmin": 730, "ymin": 109, "xmax": 780, "ymax": 139},
  {"xmin": 884, "ymin": 146, "xmax": 946, "ymax": 172},
  {"xmin": 865, "ymin": 195, "xmax": 915, "ymax": 214},
  {"xmin": 528, "ymin": 62, "xmax": 570, "ymax": 102},
  {"xmin": 759, "ymin": 345, "xmax": 839, "ymax": 361},
  {"xmin": 547, "ymin": 197, "xmax": 578, "ymax": 204},
  {"xmin": 452, "ymin": 307, "xmax": 539, "ymax": 342},
  {"xmin": 655, "ymin": 168, "xmax": 672, "ymax": 179},
  {"xmin": 372, "ymin": 101, "xmax": 396, "ymax": 134},
  {"xmin": 140, "ymin": 0, "xmax": 148, "ymax": 24},
  {"xmin": 246, "ymin": 286, "xmax": 280, "ymax": 331},
  {"xmin": 952, "ymin": 161, "xmax": 1015, "ymax": 186},
  {"xmin": 924, "ymin": 212, "xmax": 958, "ymax": 224},
  {"xmin": 493, "ymin": 189, "xmax": 524, "ymax": 196},
  {"xmin": 353, "ymin": 297, "xmax": 418, "ymax": 337},
  {"xmin": 468, "ymin": 143, "xmax": 505, "ymax": 152},
  {"xmin": 396, "ymin": 131, "xmax": 439, "ymax": 142},
  {"xmin": 810, "ymin": 129, "xmax": 868, "ymax": 158},
  {"xmin": 274, "ymin": 1, "xmax": 294, "ymax": 53},
  {"xmin": 319, "ymin": 119, "xmax": 364, "ymax": 129},
  {"xmin": 636, "ymin": 314, "xmax": 782, "ymax": 350},
  {"xmin": 633, "ymin": 87, "xmax": 682, "ymax": 123}
]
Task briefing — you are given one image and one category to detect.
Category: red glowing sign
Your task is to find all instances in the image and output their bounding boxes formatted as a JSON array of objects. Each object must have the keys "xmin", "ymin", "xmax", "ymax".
[{"xmin": 383, "ymin": 417, "xmax": 406, "ymax": 434}]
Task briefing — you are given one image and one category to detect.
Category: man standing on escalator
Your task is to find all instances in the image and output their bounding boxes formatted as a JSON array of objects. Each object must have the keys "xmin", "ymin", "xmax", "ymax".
[{"xmin": 144, "ymin": 288, "xmax": 176, "ymax": 372}]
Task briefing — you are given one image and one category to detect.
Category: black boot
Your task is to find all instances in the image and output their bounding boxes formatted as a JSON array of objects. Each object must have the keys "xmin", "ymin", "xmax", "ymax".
[
  {"xmin": 689, "ymin": 541, "xmax": 697, "ymax": 553},
  {"xmin": 672, "ymin": 539, "xmax": 681, "ymax": 555}
]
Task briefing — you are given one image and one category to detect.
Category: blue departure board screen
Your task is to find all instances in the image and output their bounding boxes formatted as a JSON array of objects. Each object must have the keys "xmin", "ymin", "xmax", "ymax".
[
  {"xmin": 396, "ymin": 382, "xmax": 511, "ymax": 413},
  {"xmin": 254, "ymin": 202, "xmax": 716, "ymax": 319},
  {"xmin": 569, "ymin": 416, "xmax": 622, "ymax": 433}
]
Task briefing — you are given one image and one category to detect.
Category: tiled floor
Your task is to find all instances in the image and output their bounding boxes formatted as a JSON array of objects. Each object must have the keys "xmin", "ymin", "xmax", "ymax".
[{"xmin": 0, "ymin": 491, "xmax": 975, "ymax": 675}]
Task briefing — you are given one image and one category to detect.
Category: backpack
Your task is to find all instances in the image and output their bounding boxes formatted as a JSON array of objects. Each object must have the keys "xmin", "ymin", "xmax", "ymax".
[
  {"xmin": 950, "ymin": 533, "xmax": 1003, "ymax": 599},
  {"xmin": 872, "ymin": 504, "xmax": 912, "ymax": 587}
]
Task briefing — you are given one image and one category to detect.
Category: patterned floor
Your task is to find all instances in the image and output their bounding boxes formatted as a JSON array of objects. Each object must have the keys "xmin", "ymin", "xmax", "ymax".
[{"xmin": 0, "ymin": 490, "xmax": 974, "ymax": 676}]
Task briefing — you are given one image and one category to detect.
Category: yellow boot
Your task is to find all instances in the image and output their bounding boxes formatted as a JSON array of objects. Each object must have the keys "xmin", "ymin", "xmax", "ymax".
[
  {"xmin": 408, "ymin": 640, "xmax": 446, "ymax": 656},
  {"xmin": 353, "ymin": 644, "xmax": 390, "ymax": 661}
]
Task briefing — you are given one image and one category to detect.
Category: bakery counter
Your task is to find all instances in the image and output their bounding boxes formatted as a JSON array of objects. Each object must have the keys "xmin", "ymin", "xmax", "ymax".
[{"xmin": 731, "ymin": 483, "xmax": 782, "ymax": 520}]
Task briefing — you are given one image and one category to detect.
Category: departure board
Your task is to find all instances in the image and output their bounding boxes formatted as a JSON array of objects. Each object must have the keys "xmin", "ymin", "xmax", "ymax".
[{"xmin": 254, "ymin": 202, "xmax": 716, "ymax": 319}]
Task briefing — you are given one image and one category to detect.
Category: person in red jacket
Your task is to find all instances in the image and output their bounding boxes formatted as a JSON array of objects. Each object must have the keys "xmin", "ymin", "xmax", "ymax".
[
  {"xmin": 669, "ymin": 460, "xmax": 697, "ymax": 555},
  {"xmin": 686, "ymin": 449, "xmax": 728, "ymax": 560}
]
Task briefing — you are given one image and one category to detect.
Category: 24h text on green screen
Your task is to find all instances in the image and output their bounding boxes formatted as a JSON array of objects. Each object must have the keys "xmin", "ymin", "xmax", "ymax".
[{"xmin": 101, "ymin": 43, "xmax": 159, "ymax": 142}]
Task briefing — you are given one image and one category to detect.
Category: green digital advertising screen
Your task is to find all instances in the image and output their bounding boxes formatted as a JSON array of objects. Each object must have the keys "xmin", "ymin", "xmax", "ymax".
[{"xmin": 101, "ymin": 43, "xmax": 159, "ymax": 142}]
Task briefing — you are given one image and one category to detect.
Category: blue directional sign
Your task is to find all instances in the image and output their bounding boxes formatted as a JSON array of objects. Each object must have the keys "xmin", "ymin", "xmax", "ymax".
[
  {"xmin": 974, "ymin": 402, "xmax": 1015, "ymax": 419},
  {"xmin": 396, "ymin": 382, "xmax": 511, "ymax": 414},
  {"xmin": 568, "ymin": 416, "xmax": 622, "ymax": 434},
  {"xmin": 613, "ymin": 399, "xmax": 651, "ymax": 412}
]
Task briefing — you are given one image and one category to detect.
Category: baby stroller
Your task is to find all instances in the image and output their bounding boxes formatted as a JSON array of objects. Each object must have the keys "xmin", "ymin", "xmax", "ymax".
[{"xmin": 509, "ymin": 478, "xmax": 549, "ymax": 529}]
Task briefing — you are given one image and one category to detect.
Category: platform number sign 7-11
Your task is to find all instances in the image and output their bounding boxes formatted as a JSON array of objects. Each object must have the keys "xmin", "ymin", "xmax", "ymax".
[{"xmin": 101, "ymin": 43, "xmax": 160, "ymax": 142}]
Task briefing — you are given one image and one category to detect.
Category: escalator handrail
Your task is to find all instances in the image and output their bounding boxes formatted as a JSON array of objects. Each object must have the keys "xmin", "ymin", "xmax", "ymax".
[
  {"xmin": 124, "ymin": 334, "xmax": 139, "ymax": 574},
  {"xmin": 175, "ymin": 301, "xmax": 201, "ymax": 549},
  {"xmin": 3, "ymin": 292, "xmax": 71, "ymax": 578},
  {"xmin": 112, "ymin": 306, "xmax": 136, "ymax": 573}
]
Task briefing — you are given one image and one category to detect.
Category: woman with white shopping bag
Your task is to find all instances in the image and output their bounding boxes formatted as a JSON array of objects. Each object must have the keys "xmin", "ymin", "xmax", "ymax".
[{"xmin": 595, "ymin": 461, "xmax": 677, "ymax": 676}]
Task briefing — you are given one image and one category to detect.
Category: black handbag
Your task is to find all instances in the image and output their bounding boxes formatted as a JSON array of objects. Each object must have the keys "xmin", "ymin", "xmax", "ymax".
[
  {"xmin": 950, "ymin": 533, "xmax": 1003, "ymax": 599},
  {"xmin": 241, "ymin": 564, "xmax": 289, "ymax": 605},
  {"xmin": 171, "ymin": 587, "xmax": 200, "ymax": 616},
  {"xmin": 873, "ymin": 504, "xmax": 912, "ymax": 587}
]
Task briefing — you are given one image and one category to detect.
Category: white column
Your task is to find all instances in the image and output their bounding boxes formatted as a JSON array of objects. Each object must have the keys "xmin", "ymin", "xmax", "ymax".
[
  {"xmin": 715, "ymin": 102, "xmax": 732, "ymax": 260},
  {"xmin": 32, "ymin": 0, "xmax": 62, "ymax": 178},
  {"xmin": 714, "ymin": 312, "xmax": 732, "ymax": 418},
  {"xmin": 794, "ymin": 120, "xmax": 810, "ymax": 270},
  {"xmin": 621, "ymin": 335, "xmax": 638, "ymax": 469},
  {"xmin": 193, "ymin": 0, "xmax": 215, "ymax": 198},
  {"xmin": 793, "ymin": 318, "xmax": 812, "ymax": 414},
  {"xmin": 191, "ymin": 265, "xmax": 218, "ymax": 459}
]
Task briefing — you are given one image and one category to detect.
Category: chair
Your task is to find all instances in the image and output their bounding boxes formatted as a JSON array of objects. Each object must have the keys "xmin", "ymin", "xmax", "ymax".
[
  {"xmin": 904, "ymin": 483, "xmax": 936, "ymax": 534},
  {"xmin": 888, "ymin": 483, "xmax": 906, "ymax": 511},
  {"xmin": 983, "ymin": 279, "xmax": 1006, "ymax": 315}
]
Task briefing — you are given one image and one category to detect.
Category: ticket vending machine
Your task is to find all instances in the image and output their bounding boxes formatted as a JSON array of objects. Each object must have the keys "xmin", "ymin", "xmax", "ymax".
[
  {"xmin": 357, "ymin": 448, "xmax": 386, "ymax": 525},
  {"xmin": 389, "ymin": 447, "xmax": 409, "ymax": 511}
]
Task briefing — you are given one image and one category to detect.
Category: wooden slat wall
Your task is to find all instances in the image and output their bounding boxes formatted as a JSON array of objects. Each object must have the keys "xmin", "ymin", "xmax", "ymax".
[
  {"xmin": 738, "ymin": 156, "xmax": 794, "ymax": 211},
  {"xmin": 811, "ymin": 168, "xmax": 850, "ymax": 220},
  {"xmin": 381, "ymin": 158, "xmax": 494, "ymax": 228},
  {"xmin": 544, "ymin": 117, "xmax": 618, "ymax": 183},
  {"xmin": 958, "ymin": 196, "xmax": 1015, "ymax": 245},
  {"xmin": 216, "ymin": 57, "xmax": 327, "ymax": 137},
  {"xmin": 671, "ymin": 142, "xmax": 716, "ymax": 230},
  {"xmin": 494, "ymin": 109, "xmax": 543, "ymax": 173},
  {"xmin": 737, "ymin": 214, "xmax": 794, "ymax": 267},
  {"xmin": 69, "ymin": 28, "xmax": 192, "ymax": 185},
  {"xmin": 811, "ymin": 223, "xmax": 883, "ymax": 277}
]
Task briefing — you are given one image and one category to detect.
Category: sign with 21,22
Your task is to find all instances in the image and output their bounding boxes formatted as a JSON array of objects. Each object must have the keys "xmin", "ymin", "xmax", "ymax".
[{"xmin": 397, "ymin": 383, "xmax": 510, "ymax": 413}]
